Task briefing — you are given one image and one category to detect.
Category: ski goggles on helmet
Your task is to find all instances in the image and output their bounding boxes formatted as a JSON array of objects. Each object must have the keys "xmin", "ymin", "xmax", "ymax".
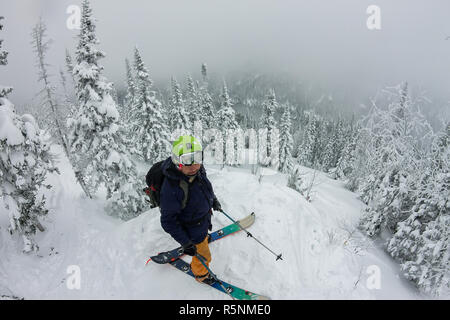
[{"xmin": 176, "ymin": 150, "xmax": 204, "ymax": 166}]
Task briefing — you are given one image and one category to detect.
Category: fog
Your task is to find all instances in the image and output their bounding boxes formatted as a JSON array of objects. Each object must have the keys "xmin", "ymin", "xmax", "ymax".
[{"xmin": 1, "ymin": 0, "xmax": 450, "ymax": 120}]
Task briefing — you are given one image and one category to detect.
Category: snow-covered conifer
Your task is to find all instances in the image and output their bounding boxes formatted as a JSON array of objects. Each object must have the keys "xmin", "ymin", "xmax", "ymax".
[
  {"xmin": 298, "ymin": 113, "xmax": 321, "ymax": 167},
  {"xmin": 322, "ymin": 120, "xmax": 345, "ymax": 173},
  {"xmin": 169, "ymin": 77, "xmax": 191, "ymax": 136},
  {"xmin": 359, "ymin": 83, "xmax": 432, "ymax": 237},
  {"xmin": 0, "ymin": 17, "xmax": 12, "ymax": 99},
  {"xmin": 1, "ymin": 19, "xmax": 58, "ymax": 251},
  {"xmin": 387, "ymin": 123, "xmax": 449, "ymax": 295},
  {"xmin": 0, "ymin": 101, "xmax": 58, "ymax": 252},
  {"xmin": 123, "ymin": 58, "xmax": 136, "ymax": 120},
  {"xmin": 67, "ymin": 0, "xmax": 147, "ymax": 218},
  {"xmin": 259, "ymin": 89, "xmax": 279, "ymax": 167},
  {"xmin": 287, "ymin": 165, "xmax": 307, "ymax": 196},
  {"xmin": 201, "ymin": 63, "xmax": 208, "ymax": 83},
  {"xmin": 31, "ymin": 18, "xmax": 69, "ymax": 156},
  {"xmin": 335, "ymin": 123, "xmax": 362, "ymax": 188},
  {"xmin": 185, "ymin": 75, "xmax": 202, "ymax": 124},
  {"xmin": 198, "ymin": 86, "xmax": 216, "ymax": 130},
  {"xmin": 131, "ymin": 47, "xmax": 170, "ymax": 162},
  {"xmin": 65, "ymin": 49, "xmax": 74, "ymax": 77},
  {"xmin": 279, "ymin": 102, "xmax": 294, "ymax": 173},
  {"xmin": 217, "ymin": 81, "xmax": 239, "ymax": 166}
]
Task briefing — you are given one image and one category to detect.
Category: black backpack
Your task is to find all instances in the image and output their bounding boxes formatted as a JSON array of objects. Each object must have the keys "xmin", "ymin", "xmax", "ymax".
[{"xmin": 144, "ymin": 160, "xmax": 190, "ymax": 209}]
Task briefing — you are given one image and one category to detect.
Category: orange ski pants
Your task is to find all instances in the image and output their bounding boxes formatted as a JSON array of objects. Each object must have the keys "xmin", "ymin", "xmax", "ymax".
[{"xmin": 190, "ymin": 235, "xmax": 212, "ymax": 279}]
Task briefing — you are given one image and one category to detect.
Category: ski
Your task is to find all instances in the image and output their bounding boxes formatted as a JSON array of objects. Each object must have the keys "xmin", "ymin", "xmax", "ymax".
[
  {"xmin": 169, "ymin": 258, "xmax": 270, "ymax": 300},
  {"xmin": 147, "ymin": 212, "xmax": 255, "ymax": 265}
]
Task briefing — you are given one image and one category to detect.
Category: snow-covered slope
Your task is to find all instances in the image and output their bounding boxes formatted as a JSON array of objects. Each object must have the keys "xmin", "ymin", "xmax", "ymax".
[{"xmin": 0, "ymin": 146, "xmax": 423, "ymax": 299}]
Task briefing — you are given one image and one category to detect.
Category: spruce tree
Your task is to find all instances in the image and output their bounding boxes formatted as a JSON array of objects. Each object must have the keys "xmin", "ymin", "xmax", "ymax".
[
  {"xmin": 169, "ymin": 77, "xmax": 191, "ymax": 136},
  {"xmin": 201, "ymin": 63, "xmax": 208, "ymax": 83},
  {"xmin": 359, "ymin": 83, "xmax": 432, "ymax": 236},
  {"xmin": 131, "ymin": 47, "xmax": 170, "ymax": 162},
  {"xmin": 335, "ymin": 123, "xmax": 362, "ymax": 188},
  {"xmin": 387, "ymin": 123, "xmax": 449, "ymax": 295},
  {"xmin": 119, "ymin": 58, "xmax": 137, "ymax": 152},
  {"xmin": 259, "ymin": 89, "xmax": 279, "ymax": 168},
  {"xmin": 67, "ymin": 0, "xmax": 146, "ymax": 218},
  {"xmin": 0, "ymin": 103, "xmax": 58, "ymax": 252},
  {"xmin": 124, "ymin": 58, "xmax": 136, "ymax": 118},
  {"xmin": 1, "ymin": 16, "xmax": 58, "ymax": 252},
  {"xmin": 185, "ymin": 75, "xmax": 200, "ymax": 121},
  {"xmin": 322, "ymin": 120, "xmax": 345, "ymax": 173},
  {"xmin": 216, "ymin": 81, "xmax": 239, "ymax": 166},
  {"xmin": 298, "ymin": 113, "xmax": 321, "ymax": 168},
  {"xmin": 0, "ymin": 17, "xmax": 12, "ymax": 98},
  {"xmin": 198, "ymin": 85, "xmax": 216, "ymax": 130},
  {"xmin": 196, "ymin": 64, "xmax": 216, "ymax": 130},
  {"xmin": 279, "ymin": 103, "xmax": 294, "ymax": 173},
  {"xmin": 67, "ymin": 0, "xmax": 109, "ymax": 196},
  {"xmin": 216, "ymin": 82, "xmax": 238, "ymax": 130}
]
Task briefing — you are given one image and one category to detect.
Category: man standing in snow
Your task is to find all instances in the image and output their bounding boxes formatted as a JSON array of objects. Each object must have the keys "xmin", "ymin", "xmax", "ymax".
[{"xmin": 159, "ymin": 135, "xmax": 222, "ymax": 285}]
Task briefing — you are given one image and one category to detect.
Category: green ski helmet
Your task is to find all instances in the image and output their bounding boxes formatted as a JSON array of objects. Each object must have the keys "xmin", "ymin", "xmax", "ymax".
[{"xmin": 171, "ymin": 135, "xmax": 203, "ymax": 166}]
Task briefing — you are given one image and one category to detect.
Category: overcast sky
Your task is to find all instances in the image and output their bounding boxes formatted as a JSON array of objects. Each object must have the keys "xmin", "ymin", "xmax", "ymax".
[{"xmin": 1, "ymin": 0, "xmax": 450, "ymax": 118}]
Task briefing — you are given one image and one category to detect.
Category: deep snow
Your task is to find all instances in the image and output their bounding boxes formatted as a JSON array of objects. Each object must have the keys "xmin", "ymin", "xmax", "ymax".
[{"xmin": 0, "ymin": 146, "xmax": 426, "ymax": 300}]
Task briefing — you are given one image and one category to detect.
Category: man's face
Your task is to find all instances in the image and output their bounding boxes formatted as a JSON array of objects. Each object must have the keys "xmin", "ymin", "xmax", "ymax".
[{"xmin": 179, "ymin": 163, "xmax": 201, "ymax": 176}]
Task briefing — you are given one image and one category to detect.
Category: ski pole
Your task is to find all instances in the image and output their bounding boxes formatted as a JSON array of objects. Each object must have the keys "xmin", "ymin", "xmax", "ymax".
[
  {"xmin": 218, "ymin": 209, "xmax": 283, "ymax": 261},
  {"xmin": 195, "ymin": 253, "xmax": 235, "ymax": 301}
]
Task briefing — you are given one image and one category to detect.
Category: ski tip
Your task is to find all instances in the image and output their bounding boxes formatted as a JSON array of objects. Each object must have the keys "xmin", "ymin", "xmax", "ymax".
[{"xmin": 145, "ymin": 258, "xmax": 152, "ymax": 265}]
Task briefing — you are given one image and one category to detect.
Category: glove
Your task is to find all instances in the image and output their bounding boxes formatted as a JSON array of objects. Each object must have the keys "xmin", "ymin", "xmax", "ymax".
[
  {"xmin": 212, "ymin": 197, "xmax": 222, "ymax": 211},
  {"xmin": 182, "ymin": 242, "xmax": 197, "ymax": 256}
]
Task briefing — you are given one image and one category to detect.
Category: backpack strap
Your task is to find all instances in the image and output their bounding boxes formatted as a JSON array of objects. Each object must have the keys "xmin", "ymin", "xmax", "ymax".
[{"xmin": 179, "ymin": 179, "xmax": 190, "ymax": 210}]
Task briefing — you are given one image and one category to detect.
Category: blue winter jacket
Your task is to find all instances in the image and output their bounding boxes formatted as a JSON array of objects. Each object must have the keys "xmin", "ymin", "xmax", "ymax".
[{"xmin": 159, "ymin": 157, "xmax": 216, "ymax": 246}]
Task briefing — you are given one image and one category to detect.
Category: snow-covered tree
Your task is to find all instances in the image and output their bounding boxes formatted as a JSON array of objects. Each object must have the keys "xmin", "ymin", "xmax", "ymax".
[
  {"xmin": 387, "ymin": 123, "xmax": 449, "ymax": 295},
  {"xmin": 131, "ymin": 47, "xmax": 170, "ymax": 162},
  {"xmin": 60, "ymin": 49, "xmax": 76, "ymax": 112},
  {"xmin": 279, "ymin": 102, "xmax": 294, "ymax": 173},
  {"xmin": 123, "ymin": 58, "xmax": 136, "ymax": 120},
  {"xmin": 59, "ymin": 67, "xmax": 69, "ymax": 102},
  {"xmin": 259, "ymin": 89, "xmax": 279, "ymax": 168},
  {"xmin": 31, "ymin": 18, "xmax": 69, "ymax": 156},
  {"xmin": 67, "ymin": 0, "xmax": 109, "ymax": 197},
  {"xmin": 335, "ymin": 123, "xmax": 362, "ymax": 188},
  {"xmin": 322, "ymin": 120, "xmax": 345, "ymax": 173},
  {"xmin": 65, "ymin": 49, "xmax": 74, "ymax": 78},
  {"xmin": 0, "ymin": 17, "xmax": 12, "ymax": 99},
  {"xmin": 67, "ymin": 0, "xmax": 147, "ymax": 218},
  {"xmin": 216, "ymin": 81, "xmax": 239, "ymax": 166},
  {"xmin": 185, "ymin": 75, "xmax": 202, "ymax": 124},
  {"xmin": 287, "ymin": 164, "xmax": 308, "ymax": 197},
  {"xmin": 101, "ymin": 123, "xmax": 148, "ymax": 220},
  {"xmin": 169, "ymin": 77, "xmax": 191, "ymax": 135},
  {"xmin": 201, "ymin": 63, "xmax": 208, "ymax": 83},
  {"xmin": 198, "ymin": 85, "xmax": 216, "ymax": 130},
  {"xmin": 115, "ymin": 57, "xmax": 137, "ymax": 153},
  {"xmin": 359, "ymin": 83, "xmax": 432, "ymax": 237},
  {"xmin": 0, "ymin": 101, "xmax": 58, "ymax": 252},
  {"xmin": 1, "ymin": 18, "xmax": 58, "ymax": 252},
  {"xmin": 217, "ymin": 82, "xmax": 238, "ymax": 130},
  {"xmin": 297, "ymin": 113, "xmax": 321, "ymax": 168}
]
